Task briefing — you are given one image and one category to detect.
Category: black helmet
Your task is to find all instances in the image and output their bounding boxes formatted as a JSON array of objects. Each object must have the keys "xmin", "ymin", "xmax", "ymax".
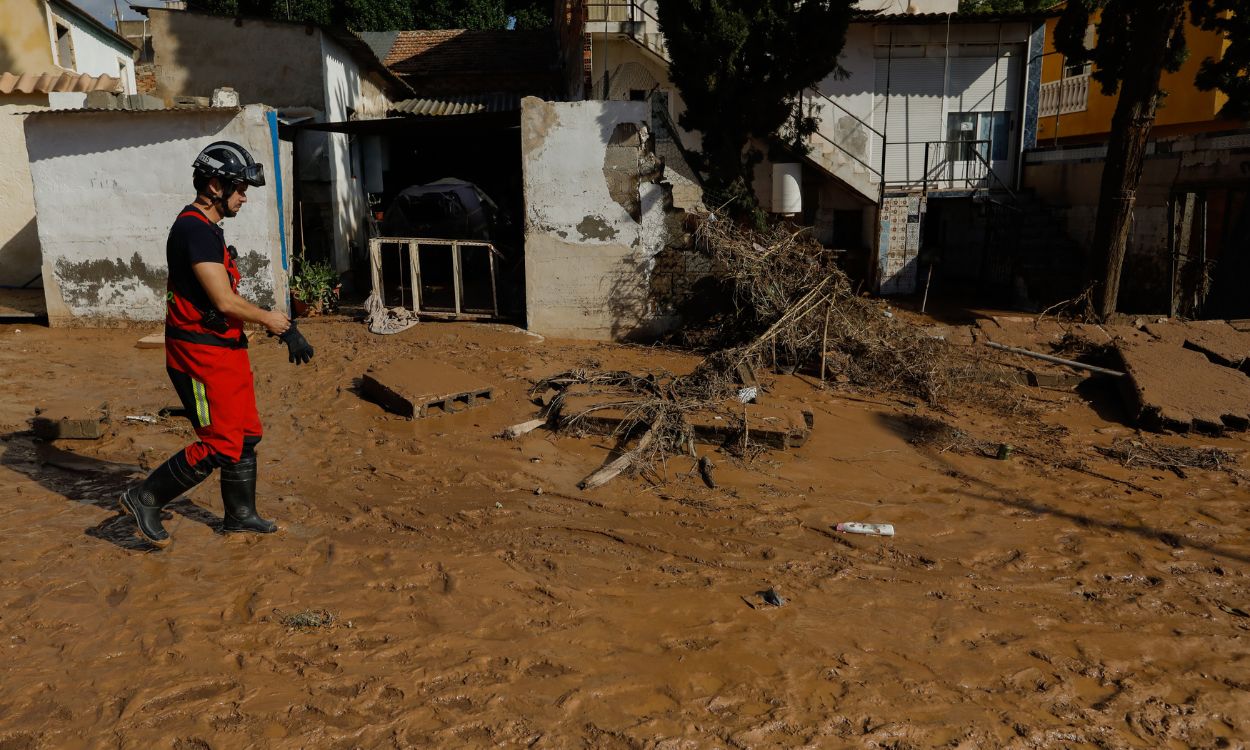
[{"xmin": 192, "ymin": 140, "xmax": 265, "ymax": 188}]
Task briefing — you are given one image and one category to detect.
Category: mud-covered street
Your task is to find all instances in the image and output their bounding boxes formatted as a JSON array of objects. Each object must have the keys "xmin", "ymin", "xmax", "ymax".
[{"xmin": 2, "ymin": 319, "xmax": 1248, "ymax": 748}]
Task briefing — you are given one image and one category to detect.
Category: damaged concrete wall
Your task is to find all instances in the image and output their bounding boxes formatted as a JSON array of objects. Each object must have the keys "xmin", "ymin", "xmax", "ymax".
[
  {"xmin": 522, "ymin": 97, "xmax": 686, "ymax": 340},
  {"xmin": 1024, "ymin": 130, "xmax": 1250, "ymax": 313},
  {"xmin": 147, "ymin": 10, "xmax": 325, "ymax": 109},
  {"xmin": 23, "ymin": 104, "xmax": 292, "ymax": 326}
]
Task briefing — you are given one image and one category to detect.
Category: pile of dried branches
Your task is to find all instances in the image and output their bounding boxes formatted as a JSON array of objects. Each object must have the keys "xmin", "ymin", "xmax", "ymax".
[
  {"xmin": 683, "ymin": 217, "xmax": 965, "ymax": 402},
  {"xmin": 1095, "ymin": 438, "xmax": 1242, "ymax": 479}
]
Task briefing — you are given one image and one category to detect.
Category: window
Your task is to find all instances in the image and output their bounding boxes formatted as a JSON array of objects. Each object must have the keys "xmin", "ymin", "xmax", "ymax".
[
  {"xmin": 946, "ymin": 112, "xmax": 1011, "ymax": 163},
  {"xmin": 117, "ymin": 58, "xmax": 132, "ymax": 94},
  {"xmin": 53, "ymin": 19, "xmax": 76, "ymax": 70}
]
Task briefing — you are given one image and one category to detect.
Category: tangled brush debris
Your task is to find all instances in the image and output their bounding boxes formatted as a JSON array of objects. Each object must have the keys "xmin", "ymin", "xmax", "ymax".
[
  {"xmin": 528, "ymin": 367, "xmax": 753, "ymax": 489},
  {"xmin": 516, "ymin": 217, "xmax": 1045, "ymax": 489},
  {"xmin": 1095, "ymin": 438, "xmax": 1243, "ymax": 479},
  {"xmin": 681, "ymin": 217, "xmax": 974, "ymax": 403}
]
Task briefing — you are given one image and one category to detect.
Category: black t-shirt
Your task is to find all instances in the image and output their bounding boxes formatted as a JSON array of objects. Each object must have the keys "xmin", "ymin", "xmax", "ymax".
[{"xmin": 166, "ymin": 205, "xmax": 226, "ymax": 311}]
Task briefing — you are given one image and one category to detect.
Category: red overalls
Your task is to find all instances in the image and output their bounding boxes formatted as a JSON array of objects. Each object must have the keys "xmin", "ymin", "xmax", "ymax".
[{"xmin": 165, "ymin": 209, "xmax": 262, "ymax": 467}]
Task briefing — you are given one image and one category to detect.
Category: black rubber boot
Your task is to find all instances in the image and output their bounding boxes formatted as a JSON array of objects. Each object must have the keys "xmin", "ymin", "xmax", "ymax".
[
  {"xmin": 220, "ymin": 453, "xmax": 277, "ymax": 534},
  {"xmin": 119, "ymin": 451, "xmax": 212, "ymax": 547}
]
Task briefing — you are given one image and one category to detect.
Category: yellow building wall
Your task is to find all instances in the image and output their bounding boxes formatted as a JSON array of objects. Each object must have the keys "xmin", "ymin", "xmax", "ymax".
[
  {"xmin": 1037, "ymin": 11, "xmax": 1231, "ymax": 145},
  {"xmin": 1, "ymin": 0, "xmax": 58, "ymax": 74}
]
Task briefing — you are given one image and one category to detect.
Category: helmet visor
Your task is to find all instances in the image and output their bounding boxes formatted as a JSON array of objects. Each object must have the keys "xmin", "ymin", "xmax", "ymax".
[{"xmin": 242, "ymin": 163, "xmax": 266, "ymax": 188}]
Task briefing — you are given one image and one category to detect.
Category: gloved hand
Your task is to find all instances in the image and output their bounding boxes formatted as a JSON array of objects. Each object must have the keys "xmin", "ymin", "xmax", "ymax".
[{"xmin": 278, "ymin": 320, "xmax": 314, "ymax": 365}]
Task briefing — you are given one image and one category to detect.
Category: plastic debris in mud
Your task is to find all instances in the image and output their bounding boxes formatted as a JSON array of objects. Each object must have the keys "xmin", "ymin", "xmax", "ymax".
[
  {"xmin": 761, "ymin": 588, "xmax": 785, "ymax": 607},
  {"xmin": 835, "ymin": 522, "xmax": 895, "ymax": 537}
]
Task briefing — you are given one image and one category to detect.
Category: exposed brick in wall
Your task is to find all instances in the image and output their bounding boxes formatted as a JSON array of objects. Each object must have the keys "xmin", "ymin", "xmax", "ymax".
[
  {"xmin": 135, "ymin": 64, "xmax": 157, "ymax": 95},
  {"xmin": 554, "ymin": 0, "xmax": 591, "ymax": 99}
]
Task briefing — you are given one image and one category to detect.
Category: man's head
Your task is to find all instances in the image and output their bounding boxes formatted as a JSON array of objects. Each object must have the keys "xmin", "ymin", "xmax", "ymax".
[
  {"xmin": 192, "ymin": 141, "xmax": 265, "ymax": 219},
  {"xmin": 194, "ymin": 174, "xmax": 249, "ymax": 217}
]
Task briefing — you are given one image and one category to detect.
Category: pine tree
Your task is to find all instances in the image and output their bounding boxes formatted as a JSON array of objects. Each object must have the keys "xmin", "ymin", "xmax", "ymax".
[{"xmin": 656, "ymin": 0, "xmax": 856, "ymax": 225}]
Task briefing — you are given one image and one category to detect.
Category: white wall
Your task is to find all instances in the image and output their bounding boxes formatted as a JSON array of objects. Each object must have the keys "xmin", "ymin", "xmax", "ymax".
[
  {"xmin": 24, "ymin": 105, "xmax": 291, "ymax": 325},
  {"xmin": 321, "ymin": 33, "xmax": 367, "ymax": 272},
  {"xmin": 46, "ymin": 4, "xmax": 137, "ymax": 94},
  {"xmin": 522, "ymin": 98, "xmax": 673, "ymax": 340}
]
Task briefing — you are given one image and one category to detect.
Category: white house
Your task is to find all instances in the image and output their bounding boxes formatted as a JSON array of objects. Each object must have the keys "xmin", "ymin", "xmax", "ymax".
[
  {"xmin": 566, "ymin": 0, "xmax": 1049, "ymax": 298},
  {"xmin": 1, "ymin": 0, "xmax": 138, "ymax": 295}
]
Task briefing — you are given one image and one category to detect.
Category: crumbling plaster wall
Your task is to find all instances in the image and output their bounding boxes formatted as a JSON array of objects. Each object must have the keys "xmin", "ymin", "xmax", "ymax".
[
  {"xmin": 523, "ymin": 98, "xmax": 684, "ymax": 340},
  {"xmin": 24, "ymin": 105, "xmax": 291, "ymax": 326}
]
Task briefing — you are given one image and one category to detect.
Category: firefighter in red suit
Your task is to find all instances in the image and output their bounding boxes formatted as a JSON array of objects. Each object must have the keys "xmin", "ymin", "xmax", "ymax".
[{"xmin": 120, "ymin": 141, "xmax": 314, "ymax": 548}]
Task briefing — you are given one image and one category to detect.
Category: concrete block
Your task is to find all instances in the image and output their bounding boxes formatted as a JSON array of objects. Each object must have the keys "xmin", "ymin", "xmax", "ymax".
[
  {"xmin": 1118, "ymin": 340, "xmax": 1250, "ymax": 434},
  {"xmin": 361, "ymin": 360, "xmax": 493, "ymax": 419},
  {"xmin": 31, "ymin": 414, "xmax": 107, "ymax": 440},
  {"xmin": 136, "ymin": 333, "xmax": 165, "ymax": 349}
]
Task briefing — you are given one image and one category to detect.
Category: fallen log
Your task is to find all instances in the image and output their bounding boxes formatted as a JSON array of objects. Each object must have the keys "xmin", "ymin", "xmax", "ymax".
[
  {"xmin": 501, "ymin": 418, "xmax": 547, "ymax": 440},
  {"xmin": 578, "ymin": 428, "xmax": 656, "ymax": 490}
]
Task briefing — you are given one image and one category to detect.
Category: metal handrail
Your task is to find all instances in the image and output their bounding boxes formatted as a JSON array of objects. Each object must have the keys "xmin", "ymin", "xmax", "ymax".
[
  {"xmin": 971, "ymin": 147, "xmax": 1017, "ymax": 201},
  {"xmin": 586, "ymin": 0, "xmax": 660, "ymax": 26},
  {"xmin": 807, "ymin": 127, "xmax": 883, "ymax": 179},
  {"xmin": 586, "ymin": 1, "xmax": 669, "ymax": 62}
]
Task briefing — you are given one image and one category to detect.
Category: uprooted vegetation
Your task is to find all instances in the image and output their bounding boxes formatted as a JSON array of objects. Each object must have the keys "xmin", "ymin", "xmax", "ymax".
[{"xmin": 674, "ymin": 217, "xmax": 970, "ymax": 403}]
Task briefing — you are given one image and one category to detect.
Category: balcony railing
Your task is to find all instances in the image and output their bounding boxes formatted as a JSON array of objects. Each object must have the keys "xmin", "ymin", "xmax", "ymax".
[
  {"xmin": 1039, "ymin": 73, "xmax": 1091, "ymax": 118},
  {"xmin": 587, "ymin": 0, "xmax": 656, "ymax": 25}
]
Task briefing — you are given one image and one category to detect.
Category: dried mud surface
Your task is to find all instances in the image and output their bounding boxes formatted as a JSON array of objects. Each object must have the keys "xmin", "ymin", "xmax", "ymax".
[{"xmin": 1, "ymin": 320, "xmax": 1249, "ymax": 749}]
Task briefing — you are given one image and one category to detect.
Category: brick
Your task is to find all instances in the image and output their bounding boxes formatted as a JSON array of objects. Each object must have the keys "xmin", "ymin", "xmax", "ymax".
[{"xmin": 31, "ymin": 416, "xmax": 106, "ymax": 440}]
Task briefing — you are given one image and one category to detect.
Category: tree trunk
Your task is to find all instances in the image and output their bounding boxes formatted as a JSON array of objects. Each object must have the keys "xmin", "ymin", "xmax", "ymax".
[{"xmin": 1088, "ymin": 7, "xmax": 1184, "ymax": 321}]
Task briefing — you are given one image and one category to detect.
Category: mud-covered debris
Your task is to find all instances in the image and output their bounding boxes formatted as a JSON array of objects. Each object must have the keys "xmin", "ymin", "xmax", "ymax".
[
  {"xmin": 275, "ymin": 608, "xmax": 336, "ymax": 630},
  {"xmin": 1095, "ymin": 438, "xmax": 1242, "ymax": 478}
]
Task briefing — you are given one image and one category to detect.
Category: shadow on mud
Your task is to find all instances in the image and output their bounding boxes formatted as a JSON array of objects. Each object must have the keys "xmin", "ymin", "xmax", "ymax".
[
  {"xmin": 0, "ymin": 431, "xmax": 221, "ymax": 552},
  {"xmin": 874, "ymin": 413, "xmax": 1250, "ymax": 566}
]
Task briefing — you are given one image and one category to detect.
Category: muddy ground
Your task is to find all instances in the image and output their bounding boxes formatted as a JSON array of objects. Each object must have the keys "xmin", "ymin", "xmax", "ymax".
[{"xmin": 1, "ymin": 319, "xmax": 1248, "ymax": 749}]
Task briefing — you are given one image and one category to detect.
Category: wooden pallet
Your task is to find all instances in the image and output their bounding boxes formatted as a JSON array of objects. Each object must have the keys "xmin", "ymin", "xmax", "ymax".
[{"xmin": 361, "ymin": 360, "xmax": 494, "ymax": 419}]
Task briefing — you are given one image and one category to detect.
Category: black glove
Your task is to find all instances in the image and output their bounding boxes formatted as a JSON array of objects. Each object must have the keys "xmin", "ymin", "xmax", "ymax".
[{"xmin": 279, "ymin": 321, "xmax": 314, "ymax": 365}]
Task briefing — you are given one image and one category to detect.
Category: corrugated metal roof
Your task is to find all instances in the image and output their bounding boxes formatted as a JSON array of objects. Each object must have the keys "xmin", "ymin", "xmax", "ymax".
[
  {"xmin": 0, "ymin": 71, "xmax": 123, "ymax": 95},
  {"xmin": 853, "ymin": 8, "xmax": 1057, "ymax": 23},
  {"xmin": 29, "ymin": 104, "xmax": 242, "ymax": 115},
  {"xmin": 390, "ymin": 93, "xmax": 521, "ymax": 117}
]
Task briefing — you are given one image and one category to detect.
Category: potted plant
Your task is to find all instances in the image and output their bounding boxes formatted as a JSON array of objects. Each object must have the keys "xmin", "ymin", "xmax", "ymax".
[{"xmin": 290, "ymin": 260, "xmax": 340, "ymax": 317}]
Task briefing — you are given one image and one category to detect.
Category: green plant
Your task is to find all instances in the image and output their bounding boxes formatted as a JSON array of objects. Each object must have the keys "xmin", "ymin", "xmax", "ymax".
[{"xmin": 291, "ymin": 260, "xmax": 339, "ymax": 308}]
